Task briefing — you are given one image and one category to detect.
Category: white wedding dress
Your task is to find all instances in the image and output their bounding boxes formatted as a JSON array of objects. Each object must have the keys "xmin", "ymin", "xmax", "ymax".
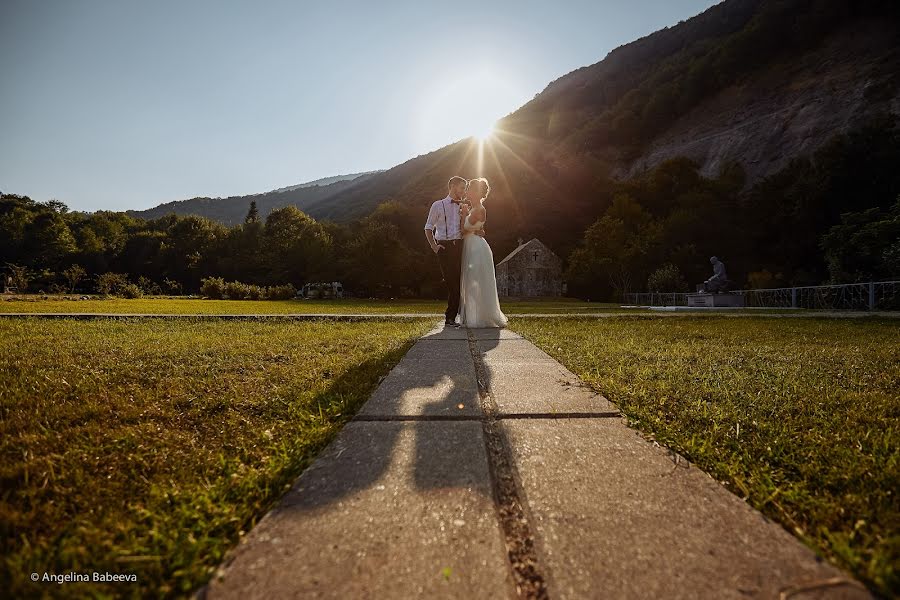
[{"xmin": 458, "ymin": 211, "xmax": 508, "ymax": 328}]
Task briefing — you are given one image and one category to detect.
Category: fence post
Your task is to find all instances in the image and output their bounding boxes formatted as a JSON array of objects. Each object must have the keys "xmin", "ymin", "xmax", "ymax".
[
  {"xmin": 791, "ymin": 287, "xmax": 797, "ymax": 308},
  {"xmin": 869, "ymin": 282, "xmax": 875, "ymax": 311}
]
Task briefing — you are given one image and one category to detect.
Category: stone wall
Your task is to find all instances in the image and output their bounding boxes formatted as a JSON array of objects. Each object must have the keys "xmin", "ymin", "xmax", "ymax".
[{"xmin": 496, "ymin": 239, "xmax": 563, "ymax": 297}]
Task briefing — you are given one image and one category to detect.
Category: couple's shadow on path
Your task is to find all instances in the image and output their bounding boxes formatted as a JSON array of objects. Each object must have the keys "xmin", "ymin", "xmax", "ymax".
[
  {"xmin": 204, "ymin": 326, "xmax": 515, "ymax": 599},
  {"xmin": 279, "ymin": 324, "xmax": 502, "ymax": 512}
]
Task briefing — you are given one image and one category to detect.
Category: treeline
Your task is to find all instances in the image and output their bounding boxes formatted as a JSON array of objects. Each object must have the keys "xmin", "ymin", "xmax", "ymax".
[
  {"xmin": 566, "ymin": 116, "xmax": 900, "ymax": 298},
  {"xmin": 0, "ymin": 196, "xmax": 439, "ymax": 298},
  {"xmin": 2, "ymin": 117, "xmax": 898, "ymax": 300}
]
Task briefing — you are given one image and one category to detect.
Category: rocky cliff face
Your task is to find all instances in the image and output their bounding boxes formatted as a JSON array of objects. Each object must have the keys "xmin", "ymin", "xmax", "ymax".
[{"xmin": 621, "ymin": 18, "xmax": 900, "ymax": 184}]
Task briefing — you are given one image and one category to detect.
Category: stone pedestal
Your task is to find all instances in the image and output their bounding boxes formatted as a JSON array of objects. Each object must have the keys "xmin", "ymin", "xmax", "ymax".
[{"xmin": 687, "ymin": 292, "xmax": 745, "ymax": 307}]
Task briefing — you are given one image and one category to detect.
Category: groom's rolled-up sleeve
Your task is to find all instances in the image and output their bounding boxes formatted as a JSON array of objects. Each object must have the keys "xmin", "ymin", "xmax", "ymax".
[{"xmin": 424, "ymin": 202, "xmax": 438, "ymax": 232}]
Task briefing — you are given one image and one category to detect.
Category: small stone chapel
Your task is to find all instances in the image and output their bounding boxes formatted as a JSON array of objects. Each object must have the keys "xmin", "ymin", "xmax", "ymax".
[{"xmin": 495, "ymin": 238, "xmax": 564, "ymax": 297}]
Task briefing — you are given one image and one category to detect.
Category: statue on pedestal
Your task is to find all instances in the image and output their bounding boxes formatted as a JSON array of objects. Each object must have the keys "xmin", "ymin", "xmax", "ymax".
[{"xmin": 702, "ymin": 256, "xmax": 730, "ymax": 293}]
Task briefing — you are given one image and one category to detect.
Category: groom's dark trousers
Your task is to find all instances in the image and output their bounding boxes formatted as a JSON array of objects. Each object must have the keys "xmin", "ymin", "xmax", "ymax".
[{"xmin": 436, "ymin": 239, "xmax": 462, "ymax": 323}]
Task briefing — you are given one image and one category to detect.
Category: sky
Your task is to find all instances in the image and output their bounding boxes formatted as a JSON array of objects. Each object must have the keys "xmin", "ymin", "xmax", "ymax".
[{"xmin": 0, "ymin": 0, "xmax": 719, "ymax": 212}]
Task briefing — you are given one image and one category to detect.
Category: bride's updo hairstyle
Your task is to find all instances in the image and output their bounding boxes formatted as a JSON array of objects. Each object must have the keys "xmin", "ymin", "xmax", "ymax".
[{"xmin": 467, "ymin": 177, "xmax": 490, "ymax": 201}]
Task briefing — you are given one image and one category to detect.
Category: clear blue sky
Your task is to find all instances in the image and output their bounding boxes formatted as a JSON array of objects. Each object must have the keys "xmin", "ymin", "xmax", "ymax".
[{"xmin": 0, "ymin": 0, "xmax": 719, "ymax": 212}]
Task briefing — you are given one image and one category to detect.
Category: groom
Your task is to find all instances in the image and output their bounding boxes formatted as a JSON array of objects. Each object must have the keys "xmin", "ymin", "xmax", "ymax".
[{"xmin": 424, "ymin": 176, "xmax": 483, "ymax": 327}]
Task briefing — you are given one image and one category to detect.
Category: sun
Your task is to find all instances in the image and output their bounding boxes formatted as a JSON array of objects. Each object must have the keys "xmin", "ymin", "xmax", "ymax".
[
  {"xmin": 415, "ymin": 66, "xmax": 525, "ymax": 150},
  {"xmin": 475, "ymin": 120, "xmax": 497, "ymax": 141}
]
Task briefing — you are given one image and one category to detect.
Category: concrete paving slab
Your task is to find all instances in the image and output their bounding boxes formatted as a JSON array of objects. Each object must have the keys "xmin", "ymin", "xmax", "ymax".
[
  {"xmin": 477, "ymin": 338, "xmax": 558, "ymax": 363},
  {"xmin": 503, "ymin": 418, "xmax": 870, "ymax": 600},
  {"xmin": 204, "ymin": 321, "xmax": 873, "ymax": 600},
  {"xmin": 403, "ymin": 339, "xmax": 471, "ymax": 362},
  {"xmin": 483, "ymin": 359, "xmax": 619, "ymax": 415},
  {"xmin": 357, "ymin": 357, "xmax": 482, "ymax": 417},
  {"xmin": 206, "ymin": 421, "xmax": 513, "ymax": 599},
  {"xmin": 421, "ymin": 324, "xmax": 470, "ymax": 340},
  {"xmin": 468, "ymin": 327, "xmax": 523, "ymax": 340}
]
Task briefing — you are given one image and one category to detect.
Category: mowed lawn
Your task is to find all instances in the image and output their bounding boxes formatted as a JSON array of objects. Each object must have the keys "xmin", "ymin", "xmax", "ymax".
[
  {"xmin": 510, "ymin": 316, "xmax": 900, "ymax": 596},
  {"xmin": 0, "ymin": 295, "xmax": 623, "ymax": 315},
  {"xmin": 0, "ymin": 317, "xmax": 433, "ymax": 597}
]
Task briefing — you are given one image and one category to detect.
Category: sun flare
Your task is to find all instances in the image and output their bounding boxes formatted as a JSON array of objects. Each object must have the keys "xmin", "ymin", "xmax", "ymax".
[
  {"xmin": 416, "ymin": 66, "xmax": 526, "ymax": 151},
  {"xmin": 476, "ymin": 120, "xmax": 497, "ymax": 141}
]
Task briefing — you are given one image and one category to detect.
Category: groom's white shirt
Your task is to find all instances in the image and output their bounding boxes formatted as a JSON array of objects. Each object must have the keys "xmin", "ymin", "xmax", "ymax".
[{"xmin": 424, "ymin": 195, "xmax": 462, "ymax": 241}]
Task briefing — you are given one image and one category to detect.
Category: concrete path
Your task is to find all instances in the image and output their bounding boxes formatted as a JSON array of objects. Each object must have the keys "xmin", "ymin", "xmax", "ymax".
[{"xmin": 202, "ymin": 323, "xmax": 870, "ymax": 599}]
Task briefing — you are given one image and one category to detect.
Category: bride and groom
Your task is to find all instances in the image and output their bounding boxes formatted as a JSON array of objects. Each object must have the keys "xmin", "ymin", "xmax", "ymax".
[{"xmin": 424, "ymin": 176, "xmax": 508, "ymax": 329}]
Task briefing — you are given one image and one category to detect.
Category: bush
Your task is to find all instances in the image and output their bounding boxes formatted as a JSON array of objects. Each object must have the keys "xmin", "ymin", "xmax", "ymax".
[
  {"xmin": 163, "ymin": 278, "xmax": 183, "ymax": 295},
  {"xmin": 647, "ymin": 264, "xmax": 688, "ymax": 293},
  {"xmin": 245, "ymin": 284, "xmax": 265, "ymax": 300},
  {"xmin": 95, "ymin": 272, "xmax": 130, "ymax": 296},
  {"xmin": 746, "ymin": 270, "xmax": 781, "ymax": 289},
  {"xmin": 224, "ymin": 280, "xmax": 251, "ymax": 300},
  {"xmin": 266, "ymin": 283, "xmax": 296, "ymax": 300},
  {"xmin": 119, "ymin": 283, "xmax": 143, "ymax": 299},
  {"xmin": 200, "ymin": 277, "xmax": 226, "ymax": 299},
  {"xmin": 203, "ymin": 278, "xmax": 295, "ymax": 300},
  {"xmin": 137, "ymin": 276, "xmax": 162, "ymax": 295}
]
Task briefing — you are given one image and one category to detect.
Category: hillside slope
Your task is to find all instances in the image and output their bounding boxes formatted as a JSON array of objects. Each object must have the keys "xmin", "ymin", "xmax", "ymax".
[
  {"xmin": 621, "ymin": 17, "xmax": 900, "ymax": 181},
  {"xmin": 124, "ymin": 0, "xmax": 899, "ymax": 277},
  {"xmin": 303, "ymin": 0, "xmax": 899, "ymax": 238},
  {"xmin": 126, "ymin": 171, "xmax": 379, "ymax": 226}
]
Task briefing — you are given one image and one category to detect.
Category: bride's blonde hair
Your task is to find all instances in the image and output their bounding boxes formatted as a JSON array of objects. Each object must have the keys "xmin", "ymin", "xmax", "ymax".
[{"xmin": 467, "ymin": 177, "xmax": 490, "ymax": 201}]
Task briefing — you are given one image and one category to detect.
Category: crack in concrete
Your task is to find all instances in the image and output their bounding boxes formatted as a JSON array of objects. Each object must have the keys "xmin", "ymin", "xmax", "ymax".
[{"xmin": 466, "ymin": 329, "xmax": 551, "ymax": 600}]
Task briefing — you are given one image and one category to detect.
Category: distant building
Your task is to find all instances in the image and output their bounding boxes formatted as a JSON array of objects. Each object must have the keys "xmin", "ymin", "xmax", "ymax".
[{"xmin": 495, "ymin": 238, "xmax": 564, "ymax": 297}]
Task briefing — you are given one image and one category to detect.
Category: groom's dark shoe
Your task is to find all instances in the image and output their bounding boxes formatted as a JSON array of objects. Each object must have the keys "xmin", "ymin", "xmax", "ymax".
[{"xmin": 444, "ymin": 321, "xmax": 460, "ymax": 328}]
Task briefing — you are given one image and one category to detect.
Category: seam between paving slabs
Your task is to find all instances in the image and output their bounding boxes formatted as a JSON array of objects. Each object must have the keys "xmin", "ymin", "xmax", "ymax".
[
  {"xmin": 351, "ymin": 412, "xmax": 620, "ymax": 422},
  {"xmin": 466, "ymin": 329, "xmax": 552, "ymax": 600}
]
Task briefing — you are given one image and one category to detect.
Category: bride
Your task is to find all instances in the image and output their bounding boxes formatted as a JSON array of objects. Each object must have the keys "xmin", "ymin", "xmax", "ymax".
[{"xmin": 458, "ymin": 177, "xmax": 508, "ymax": 328}]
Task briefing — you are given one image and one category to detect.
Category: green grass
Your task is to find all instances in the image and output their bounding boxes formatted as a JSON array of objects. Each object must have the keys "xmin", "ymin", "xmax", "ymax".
[
  {"xmin": 0, "ymin": 317, "xmax": 434, "ymax": 598},
  {"xmin": 0, "ymin": 295, "xmax": 627, "ymax": 315},
  {"xmin": 510, "ymin": 316, "xmax": 900, "ymax": 596}
]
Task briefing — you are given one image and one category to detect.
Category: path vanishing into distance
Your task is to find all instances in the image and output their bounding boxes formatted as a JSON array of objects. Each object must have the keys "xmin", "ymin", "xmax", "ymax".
[{"xmin": 200, "ymin": 323, "xmax": 870, "ymax": 599}]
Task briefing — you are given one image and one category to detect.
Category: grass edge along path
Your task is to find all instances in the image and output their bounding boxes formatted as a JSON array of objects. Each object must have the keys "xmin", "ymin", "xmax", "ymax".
[
  {"xmin": 509, "ymin": 315, "xmax": 899, "ymax": 597},
  {"xmin": 0, "ymin": 317, "xmax": 434, "ymax": 598}
]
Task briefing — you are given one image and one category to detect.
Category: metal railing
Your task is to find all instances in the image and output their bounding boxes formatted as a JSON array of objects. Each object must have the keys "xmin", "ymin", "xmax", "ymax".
[
  {"xmin": 623, "ymin": 280, "xmax": 900, "ymax": 310},
  {"xmin": 624, "ymin": 292, "xmax": 689, "ymax": 307}
]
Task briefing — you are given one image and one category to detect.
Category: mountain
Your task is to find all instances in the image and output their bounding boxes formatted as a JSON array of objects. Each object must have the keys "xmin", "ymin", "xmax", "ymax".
[
  {"xmin": 294, "ymin": 0, "xmax": 899, "ymax": 262},
  {"xmin": 128, "ymin": 1, "xmax": 898, "ymax": 246},
  {"xmin": 126, "ymin": 171, "xmax": 381, "ymax": 226},
  {"xmin": 267, "ymin": 171, "xmax": 382, "ymax": 194},
  {"xmin": 120, "ymin": 0, "xmax": 899, "ymax": 289}
]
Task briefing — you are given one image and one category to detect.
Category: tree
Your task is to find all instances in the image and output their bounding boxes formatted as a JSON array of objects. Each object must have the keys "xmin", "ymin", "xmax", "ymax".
[
  {"xmin": 5, "ymin": 263, "xmax": 30, "ymax": 292},
  {"xmin": 341, "ymin": 219, "xmax": 416, "ymax": 297},
  {"xmin": 647, "ymin": 264, "xmax": 688, "ymax": 293},
  {"xmin": 821, "ymin": 197, "xmax": 900, "ymax": 283},
  {"xmin": 245, "ymin": 201, "xmax": 260, "ymax": 224},
  {"xmin": 160, "ymin": 215, "xmax": 228, "ymax": 291},
  {"xmin": 23, "ymin": 210, "xmax": 77, "ymax": 268},
  {"xmin": 263, "ymin": 206, "xmax": 333, "ymax": 284},
  {"xmin": 62, "ymin": 264, "xmax": 87, "ymax": 293}
]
